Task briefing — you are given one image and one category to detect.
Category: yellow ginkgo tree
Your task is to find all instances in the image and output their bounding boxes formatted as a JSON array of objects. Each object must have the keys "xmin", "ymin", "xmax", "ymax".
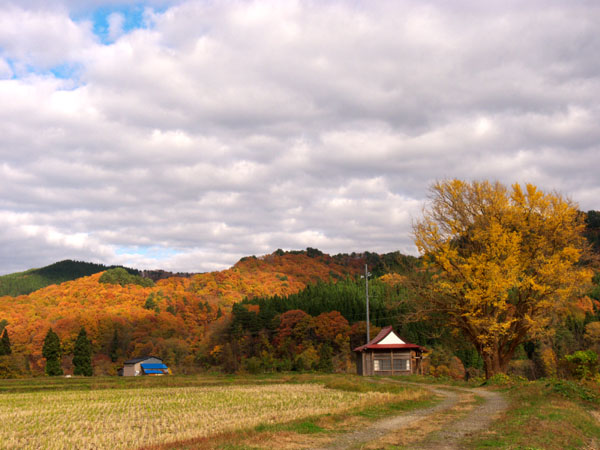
[{"xmin": 413, "ymin": 180, "xmax": 592, "ymax": 378}]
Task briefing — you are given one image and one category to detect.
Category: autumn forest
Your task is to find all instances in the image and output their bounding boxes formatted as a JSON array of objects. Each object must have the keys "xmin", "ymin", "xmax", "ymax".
[{"xmin": 1, "ymin": 181, "xmax": 600, "ymax": 381}]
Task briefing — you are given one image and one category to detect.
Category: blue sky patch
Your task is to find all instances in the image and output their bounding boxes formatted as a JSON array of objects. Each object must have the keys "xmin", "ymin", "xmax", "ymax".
[
  {"xmin": 89, "ymin": 4, "xmax": 147, "ymax": 44},
  {"xmin": 50, "ymin": 62, "xmax": 82, "ymax": 80},
  {"xmin": 5, "ymin": 58, "xmax": 82, "ymax": 86},
  {"xmin": 2, "ymin": 58, "xmax": 17, "ymax": 79}
]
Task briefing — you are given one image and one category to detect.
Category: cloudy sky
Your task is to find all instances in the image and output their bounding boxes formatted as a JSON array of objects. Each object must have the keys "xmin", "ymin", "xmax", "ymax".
[{"xmin": 1, "ymin": 0, "xmax": 599, "ymax": 274}]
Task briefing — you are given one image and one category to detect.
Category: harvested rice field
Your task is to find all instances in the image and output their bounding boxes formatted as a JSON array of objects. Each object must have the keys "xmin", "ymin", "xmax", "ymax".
[{"xmin": 0, "ymin": 376, "xmax": 424, "ymax": 449}]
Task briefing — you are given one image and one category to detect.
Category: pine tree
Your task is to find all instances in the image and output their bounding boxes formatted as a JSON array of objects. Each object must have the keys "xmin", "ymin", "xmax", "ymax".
[
  {"xmin": 317, "ymin": 343, "xmax": 333, "ymax": 372},
  {"xmin": 73, "ymin": 327, "xmax": 93, "ymax": 376},
  {"xmin": 109, "ymin": 329, "xmax": 119, "ymax": 362},
  {"xmin": 42, "ymin": 328, "xmax": 63, "ymax": 376},
  {"xmin": 0, "ymin": 328, "xmax": 11, "ymax": 355}
]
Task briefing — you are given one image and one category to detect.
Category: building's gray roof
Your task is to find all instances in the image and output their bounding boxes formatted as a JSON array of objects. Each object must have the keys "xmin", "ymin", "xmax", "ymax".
[{"xmin": 123, "ymin": 356, "xmax": 163, "ymax": 365}]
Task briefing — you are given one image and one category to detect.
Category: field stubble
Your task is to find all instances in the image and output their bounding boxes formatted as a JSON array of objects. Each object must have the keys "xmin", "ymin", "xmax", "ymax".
[{"xmin": 0, "ymin": 380, "xmax": 422, "ymax": 449}]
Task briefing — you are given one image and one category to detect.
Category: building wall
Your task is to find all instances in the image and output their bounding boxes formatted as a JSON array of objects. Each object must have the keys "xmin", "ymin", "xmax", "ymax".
[
  {"xmin": 356, "ymin": 352, "xmax": 363, "ymax": 375},
  {"xmin": 123, "ymin": 364, "xmax": 139, "ymax": 377},
  {"xmin": 357, "ymin": 349, "xmax": 419, "ymax": 376}
]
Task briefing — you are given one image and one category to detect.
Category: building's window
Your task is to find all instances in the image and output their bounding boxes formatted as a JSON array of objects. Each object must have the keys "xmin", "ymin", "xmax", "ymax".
[
  {"xmin": 393, "ymin": 359, "xmax": 410, "ymax": 371},
  {"xmin": 374, "ymin": 359, "xmax": 391, "ymax": 371}
]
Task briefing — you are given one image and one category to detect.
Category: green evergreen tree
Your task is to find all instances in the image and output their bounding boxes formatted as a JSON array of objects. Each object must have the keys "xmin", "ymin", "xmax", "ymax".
[
  {"xmin": 0, "ymin": 328, "xmax": 11, "ymax": 355},
  {"xmin": 144, "ymin": 294, "xmax": 157, "ymax": 310},
  {"xmin": 42, "ymin": 328, "xmax": 63, "ymax": 376},
  {"xmin": 99, "ymin": 267, "xmax": 154, "ymax": 287},
  {"xmin": 317, "ymin": 343, "xmax": 333, "ymax": 372},
  {"xmin": 73, "ymin": 327, "xmax": 93, "ymax": 376},
  {"xmin": 109, "ymin": 329, "xmax": 119, "ymax": 362}
]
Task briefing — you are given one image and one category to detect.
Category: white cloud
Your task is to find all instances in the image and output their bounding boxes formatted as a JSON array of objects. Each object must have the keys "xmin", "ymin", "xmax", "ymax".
[
  {"xmin": 0, "ymin": 0, "xmax": 599, "ymax": 274},
  {"xmin": 0, "ymin": 58, "xmax": 12, "ymax": 78},
  {"xmin": 107, "ymin": 12, "xmax": 125, "ymax": 41},
  {"xmin": 0, "ymin": 6, "xmax": 96, "ymax": 69}
]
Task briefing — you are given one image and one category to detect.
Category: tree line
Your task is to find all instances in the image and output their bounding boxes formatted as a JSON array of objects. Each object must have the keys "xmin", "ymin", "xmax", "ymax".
[
  {"xmin": 1, "ymin": 184, "xmax": 599, "ymax": 380},
  {"xmin": 41, "ymin": 328, "xmax": 92, "ymax": 376}
]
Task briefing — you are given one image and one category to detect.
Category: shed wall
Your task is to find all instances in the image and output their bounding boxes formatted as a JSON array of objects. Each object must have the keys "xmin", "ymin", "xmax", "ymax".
[{"xmin": 356, "ymin": 349, "xmax": 420, "ymax": 376}]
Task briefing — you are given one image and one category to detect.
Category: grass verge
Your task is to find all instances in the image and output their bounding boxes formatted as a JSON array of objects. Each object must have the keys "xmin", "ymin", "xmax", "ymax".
[{"xmin": 465, "ymin": 379, "xmax": 600, "ymax": 449}]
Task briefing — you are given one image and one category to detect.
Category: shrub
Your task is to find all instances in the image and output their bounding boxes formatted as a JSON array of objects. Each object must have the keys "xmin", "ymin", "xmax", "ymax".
[
  {"xmin": 294, "ymin": 346, "xmax": 319, "ymax": 371},
  {"xmin": 432, "ymin": 364, "xmax": 450, "ymax": 378},
  {"xmin": 448, "ymin": 356, "xmax": 466, "ymax": 379},
  {"xmin": 485, "ymin": 373, "xmax": 512, "ymax": 385},
  {"xmin": 545, "ymin": 378, "xmax": 600, "ymax": 403},
  {"xmin": 244, "ymin": 356, "xmax": 262, "ymax": 374},
  {"xmin": 274, "ymin": 358, "xmax": 293, "ymax": 372},
  {"xmin": 565, "ymin": 350, "xmax": 599, "ymax": 380},
  {"xmin": 0, "ymin": 355, "xmax": 29, "ymax": 378},
  {"xmin": 466, "ymin": 366, "xmax": 482, "ymax": 381},
  {"xmin": 317, "ymin": 344, "xmax": 334, "ymax": 372},
  {"xmin": 507, "ymin": 359, "xmax": 536, "ymax": 380},
  {"xmin": 93, "ymin": 354, "xmax": 116, "ymax": 376}
]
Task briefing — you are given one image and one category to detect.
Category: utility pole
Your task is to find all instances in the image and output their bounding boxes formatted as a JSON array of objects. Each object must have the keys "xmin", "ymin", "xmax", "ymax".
[{"xmin": 365, "ymin": 264, "xmax": 370, "ymax": 344}]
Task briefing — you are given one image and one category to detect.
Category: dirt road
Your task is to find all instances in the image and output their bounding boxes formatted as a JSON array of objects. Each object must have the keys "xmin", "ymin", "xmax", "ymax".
[{"xmin": 321, "ymin": 381, "xmax": 507, "ymax": 450}]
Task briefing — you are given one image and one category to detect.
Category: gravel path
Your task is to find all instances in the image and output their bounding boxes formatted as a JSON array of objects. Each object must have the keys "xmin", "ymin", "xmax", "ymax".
[
  {"xmin": 412, "ymin": 386, "xmax": 507, "ymax": 450},
  {"xmin": 320, "ymin": 384, "xmax": 458, "ymax": 450},
  {"xmin": 320, "ymin": 381, "xmax": 507, "ymax": 450}
]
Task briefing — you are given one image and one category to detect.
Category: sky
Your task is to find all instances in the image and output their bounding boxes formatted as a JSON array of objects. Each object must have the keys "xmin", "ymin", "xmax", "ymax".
[{"xmin": 1, "ymin": 0, "xmax": 599, "ymax": 275}]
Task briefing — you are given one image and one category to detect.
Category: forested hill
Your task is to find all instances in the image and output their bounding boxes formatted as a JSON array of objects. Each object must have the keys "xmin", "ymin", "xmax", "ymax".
[
  {"xmin": 0, "ymin": 260, "xmax": 125, "ymax": 297},
  {"xmin": 0, "ymin": 260, "xmax": 197, "ymax": 297},
  {"xmin": 0, "ymin": 249, "xmax": 374, "ymax": 374},
  {"xmin": 585, "ymin": 210, "xmax": 600, "ymax": 256}
]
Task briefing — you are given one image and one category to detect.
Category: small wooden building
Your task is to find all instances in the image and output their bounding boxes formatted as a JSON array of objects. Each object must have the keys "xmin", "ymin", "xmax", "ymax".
[
  {"xmin": 122, "ymin": 356, "xmax": 170, "ymax": 376},
  {"xmin": 354, "ymin": 326, "xmax": 424, "ymax": 376}
]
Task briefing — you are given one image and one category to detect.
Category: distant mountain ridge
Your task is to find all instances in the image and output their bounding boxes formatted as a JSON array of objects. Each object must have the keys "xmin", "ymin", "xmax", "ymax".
[
  {"xmin": 0, "ymin": 248, "xmax": 419, "ymax": 298},
  {"xmin": 0, "ymin": 260, "xmax": 194, "ymax": 297},
  {"xmin": 0, "ymin": 260, "xmax": 119, "ymax": 297}
]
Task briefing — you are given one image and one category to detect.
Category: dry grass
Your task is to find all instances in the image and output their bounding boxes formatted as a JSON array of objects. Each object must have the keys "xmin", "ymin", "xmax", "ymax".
[
  {"xmin": 0, "ymin": 382, "xmax": 408, "ymax": 449},
  {"xmin": 466, "ymin": 380, "xmax": 600, "ymax": 449},
  {"xmin": 134, "ymin": 377, "xmax": 435, "ymax": 450},
  {"xmin": 141, "ymin": 388, "xmax": 435, "ymax": 449}
]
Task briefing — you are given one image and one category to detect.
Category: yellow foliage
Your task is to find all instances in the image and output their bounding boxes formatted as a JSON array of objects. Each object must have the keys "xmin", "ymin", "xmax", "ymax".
[
  {"xmin": 210, "ymin": 345, "xmax": 223, "ymax": 359},
  {"xmin": 379, "ymin": 273, "xmax": 407, "ymax": 287},
  {"xmin": 538, "ymin": 347, "xmax": 557, "ymax": 378},
  {"xmin": 413, "ymin": 180, "xmax": 592, "ymax": 376},
  {"xmin": 584, "ymin": 322, "xmax": 600, "ymax": 347},
  {"xmin": 432, "ymin": 364, "xmax": 450, "ymax": 378}
]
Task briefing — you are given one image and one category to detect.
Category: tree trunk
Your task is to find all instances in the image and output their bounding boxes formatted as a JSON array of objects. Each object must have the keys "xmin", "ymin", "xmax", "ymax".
[
  {"xmin": 483, "ymin": 346, "xmax": 517, "ymax": 379},
  {"xmin": 483, "ymin": 352, "xmax": 502, "ymax": 379}
]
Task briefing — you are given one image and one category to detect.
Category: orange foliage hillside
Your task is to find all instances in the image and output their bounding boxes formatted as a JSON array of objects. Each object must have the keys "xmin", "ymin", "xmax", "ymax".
[
  {"xmin": 0, "ymin": 251, "xmax": 363, "ymax": 373},
  {"xmin": 186, "ymin": 252, "xmax": 363, "ymax": 305}
]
